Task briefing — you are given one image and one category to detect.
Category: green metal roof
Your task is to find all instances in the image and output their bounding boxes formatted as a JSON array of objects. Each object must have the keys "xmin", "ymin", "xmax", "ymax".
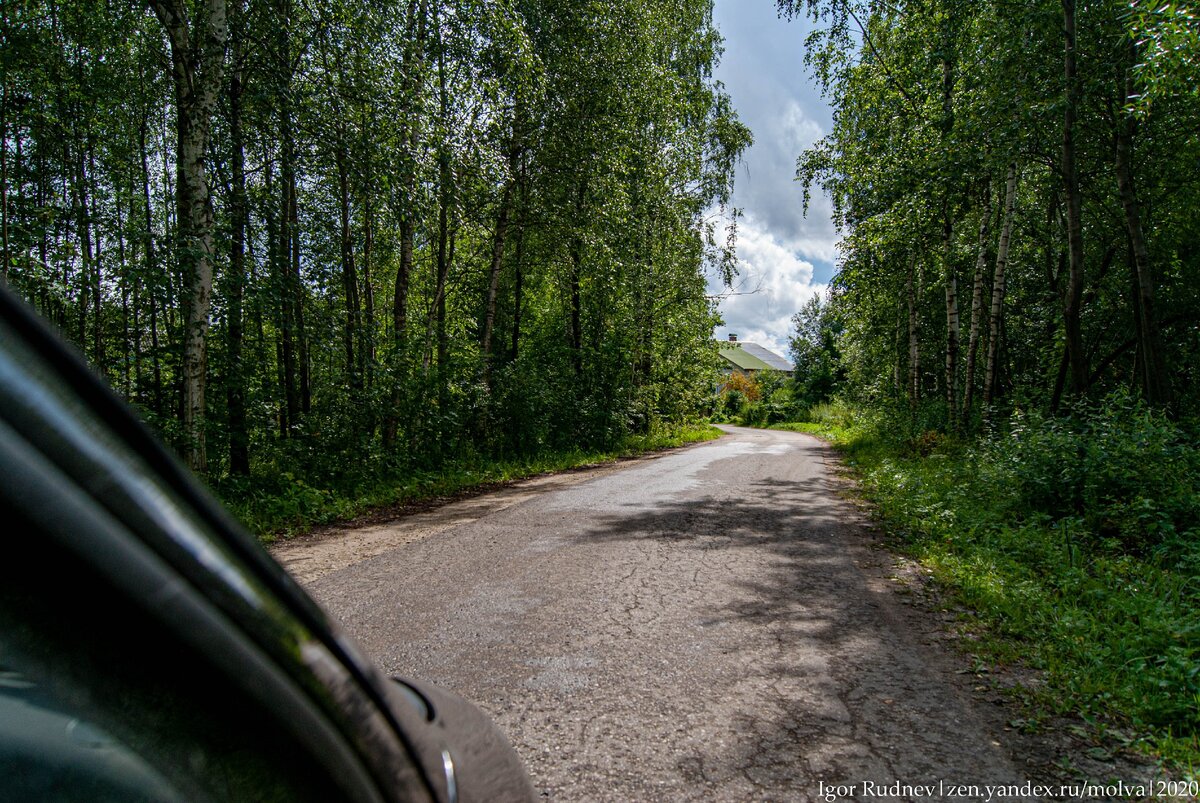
[{"xmin": 717, "ymin": 342, "xmax": 775, "ymax": 371}]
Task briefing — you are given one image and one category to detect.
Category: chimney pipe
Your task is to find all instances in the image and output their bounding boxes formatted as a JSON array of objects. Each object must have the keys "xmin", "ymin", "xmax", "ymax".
[{"xmin": 728, "ymin": 333, "xmax": 738, "ymax": 342}]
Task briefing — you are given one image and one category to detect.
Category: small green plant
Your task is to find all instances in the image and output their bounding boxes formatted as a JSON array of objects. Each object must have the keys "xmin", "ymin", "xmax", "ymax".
[
  {"xmin": 905, "ymin": 429, "xmax": 943, "ymax": 457},
  {"xmin": 805, "ymin": 398, "xmax": 1200, "ymax": 772},
  {"xmin": 219, "ymin": 422, "xmax": 722, "ymax": 539}
]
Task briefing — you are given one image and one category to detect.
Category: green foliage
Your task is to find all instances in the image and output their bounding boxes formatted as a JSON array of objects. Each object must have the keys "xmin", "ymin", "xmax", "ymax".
[
  {"xmin": 220, "ymin": 423, "xmax": 722, "ymax": 539},
  {"xmin": 784, "ymin": 0, "xmax": 1200, "ymax": 426},
  {"xmin": 993, "ymin": 395, "xmax": 1200, "ymax": 555},
  {"xmin": 814, "ymin": 401, "xmax": 1200, "ymax": 769},
  {"xmin": 716, "ymin": 389, "xmax": 745, "ymax": 421},
  {"xmin": 788, "ymin": 294, "xmax": 844, "ymax": 407},
  {"xmin": 1128, "ymin": 1, "xmax": 1200, "ymax": 113},
  {"xmin": 2, "ymin": 0, "xmax": 746, "ymax": 499},
  {"xmin": 739, "ymin": 369, "xmax": 796, "ymax": 426},
  {"xmin": 713, "ymin": 369, "xmax": 802, "ymax": 426}
]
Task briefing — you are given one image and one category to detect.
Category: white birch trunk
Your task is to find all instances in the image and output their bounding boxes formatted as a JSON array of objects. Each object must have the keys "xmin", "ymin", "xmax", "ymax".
[
  {"xmin": 962, "ymin": 178, "xmax": 993, "ymax": 419},
  {"xmin": 149, "ymin": 0, "xmax": 227, "ymax": 472},
  {"xmin": 984, "ymin": 163, "xmax": 1018, "ymax": 409}
]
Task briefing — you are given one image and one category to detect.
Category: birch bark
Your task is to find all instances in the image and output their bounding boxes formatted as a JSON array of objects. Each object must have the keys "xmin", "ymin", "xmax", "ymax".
[
  {"xmin": 984, "ymin": 163, "xmax": 1018, "ymax": 408},
  {"xmin": 148, "ymin": 0, "xmax": 228, "ymax": 472},
  {"xmin": 962, "ymin": 179, "xmax": 992, "ymax": 419}
]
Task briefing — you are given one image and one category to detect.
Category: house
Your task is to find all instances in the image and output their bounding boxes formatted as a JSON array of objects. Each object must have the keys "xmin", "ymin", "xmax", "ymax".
[{"xmin": 716, "ymin": 334, "xmax": 794, "ymax": 377}]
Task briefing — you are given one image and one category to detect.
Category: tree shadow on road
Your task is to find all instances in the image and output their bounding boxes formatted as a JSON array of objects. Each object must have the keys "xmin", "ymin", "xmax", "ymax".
[{"xmin": 566, "ymin": 458, "xmax": 1027, "ymax": 798}]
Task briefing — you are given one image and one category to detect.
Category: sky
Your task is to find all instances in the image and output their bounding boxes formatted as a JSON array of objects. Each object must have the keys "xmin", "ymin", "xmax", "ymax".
[{"xmin": 707, "ymin": 1, "xmax": 839, "ymax": 359}]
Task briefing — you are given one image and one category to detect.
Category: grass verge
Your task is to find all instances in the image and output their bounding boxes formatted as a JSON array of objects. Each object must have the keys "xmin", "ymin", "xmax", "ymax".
[
  {"xmin": 772, "ymin": 403, "xmax": 1200, "ymax": 777},
  {"xmin": 217, "ymin": 423, "xmax": 722, "ymax": 542}
]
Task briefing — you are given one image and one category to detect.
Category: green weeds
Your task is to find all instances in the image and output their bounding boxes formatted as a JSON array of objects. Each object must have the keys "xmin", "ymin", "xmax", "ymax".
[
  {"xmin": 216, "ymin": 423, "xmax": 721, "ymax": 541},
  {"xmin": 783, "ymin": 398, "xmax": 1200, "ymax": 772}
]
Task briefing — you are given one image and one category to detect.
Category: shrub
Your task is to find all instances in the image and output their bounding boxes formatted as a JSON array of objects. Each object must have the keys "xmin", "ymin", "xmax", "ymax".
[
  {"xmin": 722, "ymin": 371, "xmax": 760, "ymax": 401},
  {"xmin": 717, "ymin": 389, "xmax": 746, "ymax": 421},
  {"xmin": 989, "ymin": 394, "xmax": 1200, "ymax": 555},
  {"xmin": 824, "ymin": 398, "xmax": 1200, "ymax": 765}
]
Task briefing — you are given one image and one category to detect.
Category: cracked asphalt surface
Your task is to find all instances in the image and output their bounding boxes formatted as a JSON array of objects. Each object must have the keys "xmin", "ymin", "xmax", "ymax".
[{"xmin": 274, "ymin": 426, "xmax": 1036, "ymax": 801}]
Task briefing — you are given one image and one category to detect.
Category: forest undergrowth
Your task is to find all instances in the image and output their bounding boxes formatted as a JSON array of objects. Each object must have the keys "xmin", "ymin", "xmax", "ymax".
[
  {"xmin": 217, "ymin": 423, "xmax": 722, "ymax": 541},
  {"xmin": 773, "ymin": 398, "xmax": 1200, "ymax": 776}
]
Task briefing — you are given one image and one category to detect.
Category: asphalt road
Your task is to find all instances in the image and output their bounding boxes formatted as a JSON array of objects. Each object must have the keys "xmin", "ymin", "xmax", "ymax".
[{"xmin": 274, "ymin": 426, "xmax": 1033, "ymax": 801}]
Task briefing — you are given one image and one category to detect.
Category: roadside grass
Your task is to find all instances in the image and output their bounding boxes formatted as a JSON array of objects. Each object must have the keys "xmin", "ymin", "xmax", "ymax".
[
  {"xmin": 772, "ymin": 401, "xmax": 1200, "ymax": 775},
  {"xmin": 217, "ymin": 423, "xmax": 722, "ymax": 542}
]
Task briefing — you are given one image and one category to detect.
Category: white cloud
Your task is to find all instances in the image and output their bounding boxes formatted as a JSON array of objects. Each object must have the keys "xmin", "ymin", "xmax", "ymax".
[
  {"xmin": 702, "ymin": 0, "xmax": 841, "ymax": 358},
  {"xmin": 709, "ymin": 214, "xmax": 826, "ymax": 358},
  {"xmin": 781, "ymin": 100, "xmax": 825, "ymax": 152},
  {"xmin": 712, "ymin": 2, "xmax": 841, "ymax": 277}
]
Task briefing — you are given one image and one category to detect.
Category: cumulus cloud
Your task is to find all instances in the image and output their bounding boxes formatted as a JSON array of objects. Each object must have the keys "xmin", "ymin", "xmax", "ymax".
[
  {"xmin": 705, "ymin": 0, "xmax": 840, "ymax": 357},
  {"xmin": 709, "ymin": 215, "xmax": 826, "ymax": 358},
  {"xmin": 712, "ymin": 0, "xmax": 841, "ymax": 281},
  {"xmin": 706, "ymin": 2, "xmax": 839, "ymax": 358}
]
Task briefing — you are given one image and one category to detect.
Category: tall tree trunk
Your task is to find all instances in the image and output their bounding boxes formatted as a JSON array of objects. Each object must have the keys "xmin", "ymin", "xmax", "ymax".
[
  {"xmin": 337, "ymin": 143, "xmax": 362, "ymax": 390},
  {"xmin": 510, "ymin": 159, "xmax": 527, "ymax": 362},
  {"xmin": 37, "ymin": 181, "xmax": 52, "ymax": 315},
  {"xmin": 227, "ymin": 2, "xmax": 249, "ymax": 475},
  {"xmin": 71, "ymin": 142, "xmax": 92, "ymax": 350},
  {"xmin": 907, "ymin": 255, "xmax": 920, "ymax": 406},
  {"xmin": 149, "ymin": 0, "xmax": 228, "ymax": 472},
  {"xmin": 132, "ymin": 275, "xmax": 142, "ymax": 400},
  {"xmin": 962, "ymin": 178, "xmax": 993, "ymax": 419},
  {"xmin": 394, "ymin": 220, "xmax": 412, "ymax": 351},
  {"xmin": 1061, "ymin": 0, "xmax": 1087, "ymax": 397},
  {"xmin": 984, "ymin": 163, "xmax": 1018, "ymax": 409},
  {"xmin": 569, "ymin": 181, "xmax": 586, "ymax": 377},
  {"xmin": 940, "ymin": 40, "xmax": 959, "ymax": 424},
  {"xmin": 116, "ymin": 183, "xmax": 130, "ymax": 396},
  {"xmin": 510, "ymin": 225, "xmax": 525, "ymax": 362},
  {"xmin": 480, "ymin": 159, "xmax": 515, "ymax": 378},
  {"xmin": 290, "ymin": 164, "xmax": 309, "ymax": 415},
  {"xmin": 38, "ymin": 152, "xmax": 52, "ymax": 317},
  {"xmin": 138, "ymin": 116, "xmax": 157, "ymax": 295},
  {"xmin": 943, "ymin": 208, "xmax": 959, "ymax": 421},
  {"xmin": 150, "ymin": 289, "xmax": 164, "ymax": 415},
  {"xmin": 356, "ymin": 107, "xmax": 375, "ymax": 387},
  {"xmin": 272, "ymin": 143, "xmax": 298, "ymax": 434},
  {"xmin": 361, "ymin": 192, "xmax": 376, "ymax": 384},
  {"xmin": 1049, "ymin": 342, "xmax": 1070, "ymax": 413},
  {"xmin": 1, "ymin": 66, "xmax": 9, "ymax": 284},
  {"xmin": 431, "ymin": 24, "xmax": 452, "ymax": 388},
  {"xmin": 1115, "ymin": 44, "xmax": 1170, "ymax": 406},
  {"xmin": 894, "ymin": 303, "xmax": 905, "ymax": 396},
  {"xmin": 383, "ymin": 0, "xmax": 425, "ymax": 449},
  {"xmin": 87, "ymin": 141, "xmax": 104, "ymax": 371}
]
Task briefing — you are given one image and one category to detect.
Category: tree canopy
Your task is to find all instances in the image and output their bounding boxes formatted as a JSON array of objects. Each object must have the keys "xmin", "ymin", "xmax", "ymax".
[
  {"xmin": 0, "ymin": 0, "xmax": 749, "ymax": 482},
  {"xmin": 781, "ymin": 0, "xmax": 1200, "ymax": 423}
]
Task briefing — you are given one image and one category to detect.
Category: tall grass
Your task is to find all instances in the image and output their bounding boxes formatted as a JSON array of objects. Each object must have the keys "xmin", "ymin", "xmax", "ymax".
[
  {"xmin": 777, "ymin": 397, "xmax": 1200, "ymax": 771},
  {"xmin": 217, "ymin": 423, "xmax": 722, "ymax": 540}
]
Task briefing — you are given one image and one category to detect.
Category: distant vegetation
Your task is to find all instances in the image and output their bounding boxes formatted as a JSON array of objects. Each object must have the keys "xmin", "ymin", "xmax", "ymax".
[
  {"xmin": 227, "ymin": 423, "xmax": 722, "ymax": 539},
  {"xmin": 775, "ymin": 0, "xmax": 1200, "ymax": 420}
]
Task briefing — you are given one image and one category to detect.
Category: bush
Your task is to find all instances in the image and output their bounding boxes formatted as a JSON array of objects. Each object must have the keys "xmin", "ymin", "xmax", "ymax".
[
  {"xmin": 717, "ymin": 389, "xmax": 745, "ymax": 421},
  {"xmin": 990, "ymin": 394, "xmax": 1200, "ymax": 555},
  {"xmin": 722, "ymin": 372, "xmax": 760, "ymax": 401},
  {"xmin": 821, "ymin": 397, "xmax": 1200, "ymax": 766},
  {"xmin": 807, "ymin": 398, "xmax": 861, "ymax": 430}
]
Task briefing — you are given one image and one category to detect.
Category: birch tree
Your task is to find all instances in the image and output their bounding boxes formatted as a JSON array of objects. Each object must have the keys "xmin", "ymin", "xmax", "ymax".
[{"xmin": 148, "ymin": 0, "xmax": 228, "ymax": 471}]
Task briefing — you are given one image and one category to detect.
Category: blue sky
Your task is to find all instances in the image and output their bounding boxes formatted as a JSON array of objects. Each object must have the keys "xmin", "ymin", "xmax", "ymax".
[{"xmin": 708, "ymin": 1, "xmax": 839, "ymax": 358}]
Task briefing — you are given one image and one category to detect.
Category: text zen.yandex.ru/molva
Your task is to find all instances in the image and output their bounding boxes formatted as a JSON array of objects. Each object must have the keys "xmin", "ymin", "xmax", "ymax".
[{"xmin": 817, "ymin": 778, "xmax": 1192, "ymax": 801}]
